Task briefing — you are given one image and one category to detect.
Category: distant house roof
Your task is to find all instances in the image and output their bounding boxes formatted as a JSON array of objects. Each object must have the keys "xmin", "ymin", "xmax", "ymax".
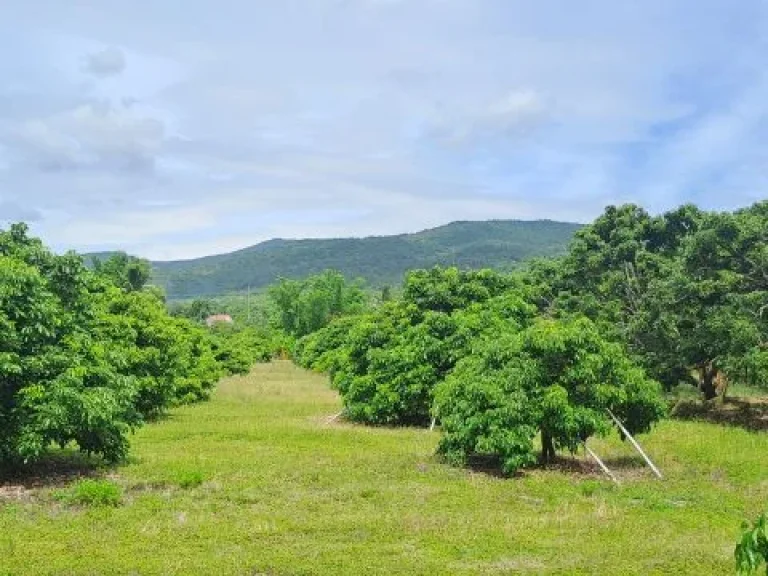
[{"xmin": 205, "ymin": 314, "xmax": 234, "ymax": 327}]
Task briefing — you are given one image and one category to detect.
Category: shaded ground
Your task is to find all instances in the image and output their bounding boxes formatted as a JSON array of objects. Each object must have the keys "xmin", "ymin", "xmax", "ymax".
[
  {"xmin": 0, "ymin": 451, "xmax": 107, "ymax": 500},
  {"xmin": 671, "ymin": 396, "xmax": 768, "ymax": 431}
]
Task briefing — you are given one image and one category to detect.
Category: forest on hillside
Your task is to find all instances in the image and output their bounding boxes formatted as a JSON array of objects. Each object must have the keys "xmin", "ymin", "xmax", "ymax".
[{"xmin": 148, "ymin": 219, "xmax": 581, "ymax": 299}]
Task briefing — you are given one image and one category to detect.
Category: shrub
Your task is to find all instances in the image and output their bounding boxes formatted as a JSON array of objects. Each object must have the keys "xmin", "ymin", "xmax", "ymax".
[
  {"xmin": 209, "ymin": 325, "xmax": 273, "ymax": 376},
  {"xmin": 0, "ymin": 225, "xmax": 141, "ymax": 465},
  {"xmin": 293, "ymin": 315, "xmax": 359, "ymax": 373}
]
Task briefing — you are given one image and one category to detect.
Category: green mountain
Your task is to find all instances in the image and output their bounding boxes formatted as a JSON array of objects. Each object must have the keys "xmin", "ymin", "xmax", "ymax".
[{"xmin": 147, "ymin": 219, "xmax": 581, "ymax": 300}]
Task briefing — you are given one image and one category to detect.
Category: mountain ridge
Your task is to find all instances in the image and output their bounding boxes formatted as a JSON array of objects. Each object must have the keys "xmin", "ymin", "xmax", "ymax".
[{"xmin": 94, "ymin": 219, "xmax": 583, "ymax": 299}]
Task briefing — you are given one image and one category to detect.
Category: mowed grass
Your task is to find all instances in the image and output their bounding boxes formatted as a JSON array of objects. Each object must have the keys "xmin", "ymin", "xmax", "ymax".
[{"xmin": 2, "ymin": 361, "xmax": 768, "ymax": 575}]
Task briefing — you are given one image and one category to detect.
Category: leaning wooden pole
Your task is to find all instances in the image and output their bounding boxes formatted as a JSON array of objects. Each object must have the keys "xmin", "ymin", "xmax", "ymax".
[
  {"xmin": 584, "ymin": 444, "xmax": 620, "ymax": 485},
  {"xmin": 607, "ymin": 409, "xmax": 663, "ymax": 479}
]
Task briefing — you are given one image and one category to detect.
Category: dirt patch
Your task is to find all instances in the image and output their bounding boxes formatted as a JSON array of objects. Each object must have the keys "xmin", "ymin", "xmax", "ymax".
[{"xmin": 0, "ymin": 484, "xmax": 34, "ymax": 502}]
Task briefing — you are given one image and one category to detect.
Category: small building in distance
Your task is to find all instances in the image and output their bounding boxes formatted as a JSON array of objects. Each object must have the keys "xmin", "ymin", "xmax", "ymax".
[{"xmin": 205, "ymin": 314, "xmax": 234, "ymax": 328}]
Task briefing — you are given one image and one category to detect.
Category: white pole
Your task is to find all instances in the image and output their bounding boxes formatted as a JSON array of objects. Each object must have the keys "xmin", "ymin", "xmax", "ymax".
[
  {"xmin": 607, "ymin": 409, "xmax": 663, "ymax": 479},
  {"xmin": 584, "ymin": 444, "xmax": 620, "ymax": 485}
]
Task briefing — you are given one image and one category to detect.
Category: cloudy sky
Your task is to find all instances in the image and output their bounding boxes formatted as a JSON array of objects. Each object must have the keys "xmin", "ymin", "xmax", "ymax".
[{"xmin": 1, "ymin": 1, "xmax": 767, "ymax": 260}]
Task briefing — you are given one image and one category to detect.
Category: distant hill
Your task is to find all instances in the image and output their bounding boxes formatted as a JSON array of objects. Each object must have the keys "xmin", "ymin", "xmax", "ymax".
[{"xmin": 146, "ymin": 219, "xmax": 582, "ymax": 300}]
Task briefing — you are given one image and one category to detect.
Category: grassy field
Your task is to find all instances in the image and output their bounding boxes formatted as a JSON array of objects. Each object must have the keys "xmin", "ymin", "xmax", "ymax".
[{"xmin": 1, "ymin": 361, "xmax": 767, "ymax": 575}]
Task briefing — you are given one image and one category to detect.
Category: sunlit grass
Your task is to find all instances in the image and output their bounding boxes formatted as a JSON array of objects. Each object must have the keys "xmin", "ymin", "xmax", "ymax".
[{"xmin": 1, "ymin": 361, "xmax": 767, "ymax": 575}]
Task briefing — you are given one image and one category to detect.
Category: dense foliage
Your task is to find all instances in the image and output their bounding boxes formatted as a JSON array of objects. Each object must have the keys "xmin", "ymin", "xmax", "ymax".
[
  {"xmin": 434, "ymin": 317, "xmax": 665, "ymax": 473},
  {"xmin": 319, "ymin": 268, "xmax": 533, "ymax": 425},
  {"xmin": 268, "ymin": 270, "xmax": 367, "ymax": 339},
  {"xmin": 0, "ymin": 227, "xmax": 139, "ymax": 464},
  {"xmin": 208, "ymin": 324, "xmax": 274, "ymax": 375},
  {"xmin": 92, "ymin": 251, "xmax": 152, "ymax": 293},
  {"xmin": 539, "ymin": 202, "xmax": 768, "ymax": 397},
  {"xmin": 0, "ymin": 225, "xmax": 266, "ymax": 466},
  {"xmin": 148, "ymin": 220, "xmax": 581, "ymax": 299}
]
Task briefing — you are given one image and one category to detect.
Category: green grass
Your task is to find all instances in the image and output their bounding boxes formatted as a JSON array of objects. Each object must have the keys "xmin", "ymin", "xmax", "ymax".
[{"xmin": 2, "ymin": 361, "xmax": 767, "ymax": 575}]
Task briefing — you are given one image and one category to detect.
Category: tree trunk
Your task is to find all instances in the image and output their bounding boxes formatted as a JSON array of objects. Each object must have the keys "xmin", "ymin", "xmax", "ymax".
[
  {"xmin": 540, "ymin": 430, "xmax": 556, "ymax": 465},
  {"xmin": 699, "ymin": 364, "xmax": 718, "ymax": 400}
]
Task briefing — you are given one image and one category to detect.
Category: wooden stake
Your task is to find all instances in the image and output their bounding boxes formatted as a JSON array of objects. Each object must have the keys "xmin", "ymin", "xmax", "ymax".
[
  {"xmin": 584, "ymin": 444, "xmax": 619, "ymax": 485},
  {"xmin": 429, "ymin": 418, "xmax": 436, "ymax": 431},
  {"xmin": 607, "ymin": 409, "xmax": 663, "ymax": 479}
]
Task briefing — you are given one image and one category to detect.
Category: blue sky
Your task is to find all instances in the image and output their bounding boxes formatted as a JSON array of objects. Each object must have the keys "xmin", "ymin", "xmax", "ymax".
[{"xmin": 1, "ymin": 0, "xmax": 766, "ymax": 259}]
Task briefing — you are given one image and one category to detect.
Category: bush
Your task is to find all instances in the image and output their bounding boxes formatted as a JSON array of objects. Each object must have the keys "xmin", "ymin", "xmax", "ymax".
[
  {"xmin": 209, "ymin": 325, "xmax": 273, "ymax": 376},
  {"xmin": 294, "ymin": 316, "xmax": 364, "ymax": 373},
  {"xmin": 0, "ymin": 225, "xmax": 141, "ymax": 465}
]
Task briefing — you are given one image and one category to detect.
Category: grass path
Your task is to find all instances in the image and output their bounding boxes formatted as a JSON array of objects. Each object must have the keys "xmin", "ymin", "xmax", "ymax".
[{"xmin": 2, "ymin": 361, "xmax": 768, "ymax": 575}]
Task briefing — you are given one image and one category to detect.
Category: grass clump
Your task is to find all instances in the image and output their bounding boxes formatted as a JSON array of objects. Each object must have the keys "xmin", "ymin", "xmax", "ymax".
[
  {"xmin": 173, "ymin": 470, "xmax": 205, "ymax": 489},
  {"xmin": 55, "ymin": 478, "xmax": 122, "ymax": 507}
]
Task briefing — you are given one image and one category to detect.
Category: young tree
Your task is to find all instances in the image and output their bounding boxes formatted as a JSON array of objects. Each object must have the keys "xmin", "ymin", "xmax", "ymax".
[
  {"xmin": 434, "ymin": 317, "xmax": 666, "ymax": 474},
  {"xmin": 735, "ymin": 511, "xmax": 768, "ymax": 575},
  {"xmin": 0, "ymin": 223, "xmax": 239, "ymax": 466}
]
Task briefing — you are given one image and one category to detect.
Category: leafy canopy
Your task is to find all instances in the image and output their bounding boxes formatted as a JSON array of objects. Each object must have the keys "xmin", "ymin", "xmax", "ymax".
[{"xmin": 434, "ymin": 316, "xmax": 666, "ymax": 475}]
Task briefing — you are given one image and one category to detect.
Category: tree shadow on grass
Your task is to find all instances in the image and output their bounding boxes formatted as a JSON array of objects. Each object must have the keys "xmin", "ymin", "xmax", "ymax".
[
  {"xmin": 462, "ymin": 452, "xmax": 649, "ymax": 480},
  {"xmin": 671, "ymin": 397, "xmax": 768, "ymax": 432},
  {"xmin": 0, "ymin": 450, "xmax": 113, "ymax": 491}
]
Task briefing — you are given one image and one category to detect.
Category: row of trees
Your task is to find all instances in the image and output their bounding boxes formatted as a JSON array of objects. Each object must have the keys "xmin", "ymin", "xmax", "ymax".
[
  {"xmin": 293, "ymin": 201, "xmax": 768, "ymax": 475},
  {"xmin": 0, "ymin": 225, "xmax": 269, "ymax": 467},
  {"xmin": 295, "ymin": 268, "xmax": 665, "ymax": 472}
]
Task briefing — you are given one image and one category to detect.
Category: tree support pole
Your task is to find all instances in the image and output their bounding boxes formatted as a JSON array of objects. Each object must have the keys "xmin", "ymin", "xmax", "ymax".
[
  {"xmin": 607, "ymin": 410, "xmax": 663, "ymax": 479},
  {"xmin": 584, "ymin": 443, "xmax": 619, "ymax": 485}
]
